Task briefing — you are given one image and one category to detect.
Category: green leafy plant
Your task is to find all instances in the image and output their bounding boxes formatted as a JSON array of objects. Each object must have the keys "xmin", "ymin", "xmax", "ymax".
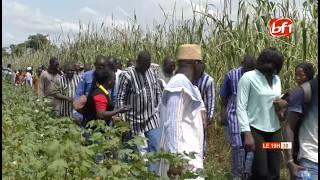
[{"xmin": 2, "ymin": 82, "xmax": 201, "ymax": 179}]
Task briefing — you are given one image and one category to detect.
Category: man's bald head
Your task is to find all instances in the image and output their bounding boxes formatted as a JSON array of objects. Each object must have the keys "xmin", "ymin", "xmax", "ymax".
[
  {"xmin": 105, "ymin": 56, "xmax": 117, "ymax": 72},
  {"xmin": 162, "ymin": 56, "xmax": 176, "ymax": 74},
  {"xmin": 136, "ymin": 50, "xmax": 151, "ymax": 73},
  {"xmin": 94, "ymin": 55, "xmax": 108, "ymax": 70}
]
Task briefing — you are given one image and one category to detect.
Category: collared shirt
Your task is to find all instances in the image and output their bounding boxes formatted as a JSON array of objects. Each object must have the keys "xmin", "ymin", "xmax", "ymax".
[
  {"xmin": 116, "ymin": 67, "xmax": 161, "ymax": 134},
  {"xmin": 237, "ymin": 70, "xmax": 282, "ymax": 132},
  {"xmin": 195, "ymin": 72, "xmax": 215, "ymax": 120},
  {"xmin": 220, "ymin": 66, "xmax": 244, "ymax": 134},
  {"xmin": 74, "ymin": 70, "xmax": 94, "ymax": 100},
  {"xmin": 159, "ymin": 73, "xmax": 205, "ymax": 176},
  {"xmin": 288, "ymin": 78, "xmax": 318, "ymax": 163},
  {"xmin": 53, "ymin": 75, "xmax": 81, "ymax": 117}
]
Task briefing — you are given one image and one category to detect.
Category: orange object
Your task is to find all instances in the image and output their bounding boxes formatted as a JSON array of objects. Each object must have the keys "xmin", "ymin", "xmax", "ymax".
[{"xmin": 33, "ymin": 75, "xmax": 40, "ymax": 96}]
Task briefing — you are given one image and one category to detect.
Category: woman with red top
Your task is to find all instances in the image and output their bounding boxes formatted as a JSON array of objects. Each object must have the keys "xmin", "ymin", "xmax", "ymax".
[{"xmin": 82, "ymin": 68, "xmax": 130, "ymax": 127}]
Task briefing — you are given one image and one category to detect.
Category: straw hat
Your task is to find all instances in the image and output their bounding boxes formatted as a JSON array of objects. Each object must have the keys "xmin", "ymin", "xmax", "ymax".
[{"xmin": 176, "ymin": 44, "xmax": 202, "ymax": 61}]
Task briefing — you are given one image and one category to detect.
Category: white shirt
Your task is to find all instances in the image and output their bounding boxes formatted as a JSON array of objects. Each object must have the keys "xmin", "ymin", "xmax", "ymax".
[
  {"xmin": 25, "ymin": 72, "xmax": 33, "ymax": 87},
  {"xmin": 158, "ymin": 74, "xmax": 205, "ymax": 179}
]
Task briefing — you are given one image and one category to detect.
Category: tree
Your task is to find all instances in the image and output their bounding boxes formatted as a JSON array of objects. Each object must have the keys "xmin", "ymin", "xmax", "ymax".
[
  {"xmin": 2, "ymin": 47, "xmax": 10, "ymax": 58},
  {"xmin": 26, "ymin": 33, "xmax": 50, "ymax": 51},
  {"xmin": 12, "ymin": 43, "xmax": 27, "ymax": 57}
]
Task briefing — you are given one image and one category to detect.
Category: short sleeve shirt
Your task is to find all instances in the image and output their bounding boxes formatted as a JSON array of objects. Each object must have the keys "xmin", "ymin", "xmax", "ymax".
[{"xmin": 288, "ymin": 78, "xmax": 318, "ymax": 163}]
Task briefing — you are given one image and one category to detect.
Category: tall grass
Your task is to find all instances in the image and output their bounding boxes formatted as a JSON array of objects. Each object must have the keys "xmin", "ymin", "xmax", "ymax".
[{"xmin": 3, "ymin": 0, "xmax": 317, "ymax": 179}]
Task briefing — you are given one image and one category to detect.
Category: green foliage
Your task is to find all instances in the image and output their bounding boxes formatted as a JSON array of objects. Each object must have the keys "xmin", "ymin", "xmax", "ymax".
[
  {"xmin": 2, "ymin": 47, "xmax": 10, "ymax": 58},
  {"xmin": 26, "ymin": 34, "xmax": 51, "ymax": 51},
  {"xmin": 3, "ymin": 33, "xmax": 53, "ymax": 59},
  {"xmin": 2, "ymin": 82, "xmax": 201, "ymax": 179}
]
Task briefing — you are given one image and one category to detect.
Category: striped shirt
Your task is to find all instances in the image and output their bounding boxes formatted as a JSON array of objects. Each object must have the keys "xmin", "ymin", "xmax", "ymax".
[
  {"xmin": 116, "ymin": 67, "xmax": 161, "ymax": 134},
  {"xmin": 220, "ymin": 66, "xmax": 244, "ymax": 134},
  {"xmin": 54, "ymin": 75, "xmax": 81, "ymax": 117},
  {"xmin": 195, "ymin": 73, "xmax": 215, "ymax": 121}
]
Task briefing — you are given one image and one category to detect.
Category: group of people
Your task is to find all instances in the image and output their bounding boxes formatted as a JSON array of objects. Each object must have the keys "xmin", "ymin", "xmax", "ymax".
[
  {"xmin": 220, "ymin": 48, "xmax": 317, "ymax": 180},
  {"xmin": 3, "ymin": 44, "xmax": 317, "ymax": 180}
]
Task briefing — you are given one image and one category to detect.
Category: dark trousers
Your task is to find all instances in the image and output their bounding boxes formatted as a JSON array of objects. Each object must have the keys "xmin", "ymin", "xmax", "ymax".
[{"xmin": 250, "ymin": 127, "xmax": 282, "ymax": 180}]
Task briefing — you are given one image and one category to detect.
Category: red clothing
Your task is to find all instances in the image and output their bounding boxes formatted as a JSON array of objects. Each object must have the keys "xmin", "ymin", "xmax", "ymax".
[{"xmin": 93, "ymin": 94, "xmax": 109, "ymax": 110}]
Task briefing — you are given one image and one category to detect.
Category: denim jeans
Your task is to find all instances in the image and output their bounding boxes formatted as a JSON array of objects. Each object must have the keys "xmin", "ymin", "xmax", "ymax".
[
  {"xmin": 72, "ymin": 110, "xmax": 83, "ymax": 125},
  {"xmin": 298, "ymin": 158, "xmax": 318, "ymax": 179},
  {"xmin": 138, "ymin": 128, "xmax": 160, "ymax": 173}
]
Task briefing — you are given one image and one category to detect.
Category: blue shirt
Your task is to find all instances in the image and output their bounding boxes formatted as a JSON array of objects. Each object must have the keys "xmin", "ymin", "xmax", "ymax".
[
  {"xmin": 74, "ymin": 70, "xmax": 94, "ymax": 100},
  {"xmin": 220, "ymin": 66, "xmax": 243, "ymax": 134}
]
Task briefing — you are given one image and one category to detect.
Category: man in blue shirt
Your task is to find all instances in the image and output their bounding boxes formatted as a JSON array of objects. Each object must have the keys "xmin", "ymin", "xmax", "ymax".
[
  {"xmin": 220, "ymin": 55, "xmax": 256, "ymax": 179},
  {"xmin": 73, "ymin": 55, "xmax": 113, "ymax": 123}
]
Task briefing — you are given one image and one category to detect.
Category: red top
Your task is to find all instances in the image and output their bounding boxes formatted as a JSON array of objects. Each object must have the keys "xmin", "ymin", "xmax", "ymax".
[{"xmin": 93, "ymin": 94, "xmax": 108, "ymax": 110}]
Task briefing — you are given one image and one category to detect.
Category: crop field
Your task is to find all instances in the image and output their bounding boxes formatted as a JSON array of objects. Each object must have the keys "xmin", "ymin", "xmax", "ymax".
[{"xmin": 2, "ymin": 0, "xmax": 317, "ymax": 179}]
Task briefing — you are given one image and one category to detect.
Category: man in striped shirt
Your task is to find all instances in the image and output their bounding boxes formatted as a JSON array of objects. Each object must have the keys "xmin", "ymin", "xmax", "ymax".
[
  {"xmin": 193, "ymin": 60, "xmax": 215, "ymax": 158},
  {"xmin": 116, "ymin": 50, "xmax": 161, "ymax": 172},
  {"xmin": 53, "ymin": 64, "xmax": 81, "ymax": 117},
  {"xmin": 220, "ymin": 55, "xmax": 256, "ymax": 179}
]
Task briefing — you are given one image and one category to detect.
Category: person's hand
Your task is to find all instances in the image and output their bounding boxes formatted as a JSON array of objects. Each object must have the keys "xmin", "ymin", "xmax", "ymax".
[
  {"xmin": 277, "ymin": 109, "xmax": 286, "ymax": 122},
  {"xmin": 201, "ymin": 110, "xmax": 208, "ymax": 131},
  {"xmin": 243, "ymin": 132, "xmax": 255, "ymax": 152},
  {"xmin": 287, "ymin": 161, "xmax": 305, "ymax": 180},
  {"xmin": 273, "ymin": 98, "xmax": 288, "ymax": 109},
  {"xmin": 167, "ymin": 165, "xmax": 183, "ymax": 179},
  {"xmin": 113, "ymin": 116, "xmax": 123, "ymax": 122},
  {"xmin": 117, "ymin": 106, "xmax": 131, "ymax": 113}
]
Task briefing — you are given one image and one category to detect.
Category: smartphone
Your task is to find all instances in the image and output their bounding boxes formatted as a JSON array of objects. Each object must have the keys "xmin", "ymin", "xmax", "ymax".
[{"xmin": 281, "ymin": 92, "xmax": 289, "ymax": 100}]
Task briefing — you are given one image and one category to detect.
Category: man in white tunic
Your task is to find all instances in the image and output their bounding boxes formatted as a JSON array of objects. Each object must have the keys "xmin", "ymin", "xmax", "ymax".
[{"xmin": 158, "ymin": 44, "xmax": 207, "ymax": 179}]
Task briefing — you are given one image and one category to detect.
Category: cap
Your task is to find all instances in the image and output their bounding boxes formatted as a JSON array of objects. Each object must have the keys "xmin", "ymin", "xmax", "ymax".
[{"xmin": 176, "ymin": 44, "xmax": 202, "ymax": 61}]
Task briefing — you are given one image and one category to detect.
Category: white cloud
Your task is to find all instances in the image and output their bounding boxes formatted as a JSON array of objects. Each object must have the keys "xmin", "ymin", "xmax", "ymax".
[
  {"xmin": 3, "ymin": 1, "xmax": 129, "ymax": 46},
  {"xmin": 80, "ymin": 7, "xmax": 98, "ymax": 16},
  {"xmin": 4, "ymin": 1, "xmax": 84, "ymax": 35}
]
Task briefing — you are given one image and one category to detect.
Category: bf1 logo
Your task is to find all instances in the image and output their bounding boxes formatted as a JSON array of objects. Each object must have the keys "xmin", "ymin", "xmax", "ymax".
[{"xmin": 269, "ymin": 18, "xmax": 293, "ymax": 37}]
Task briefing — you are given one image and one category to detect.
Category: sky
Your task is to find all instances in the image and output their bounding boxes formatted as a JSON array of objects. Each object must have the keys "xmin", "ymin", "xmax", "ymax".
[{"xmin": 2, "ymin": 0, "xmax": 305, "ymax": 47}]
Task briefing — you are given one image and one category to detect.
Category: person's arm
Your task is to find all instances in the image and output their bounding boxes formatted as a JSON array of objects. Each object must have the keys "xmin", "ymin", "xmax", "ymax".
[
  {"xmin": 284, "ymin": 88, "xmax": 305, "ymax": 179},
  {"xmin": 236, "ymin": 75, "xmax": 254, "ymax": 151},
  {"xmin": 284, "ymin": 112, "xmax": 301, "ymax": 161},
  {"xmin": 51, "ymin": 80, "xmax": 72, "ymax": 102},
  {"xmin": 220, "ymin": 74, "xmax": 231, "ymax": 126},
  {"xmin": 94, "ymin": 94, "xmax": 130, "ymax": 121},
  {"xmin": 206, "ymin": 78, "xmax": 215, "ymax": 123}
]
